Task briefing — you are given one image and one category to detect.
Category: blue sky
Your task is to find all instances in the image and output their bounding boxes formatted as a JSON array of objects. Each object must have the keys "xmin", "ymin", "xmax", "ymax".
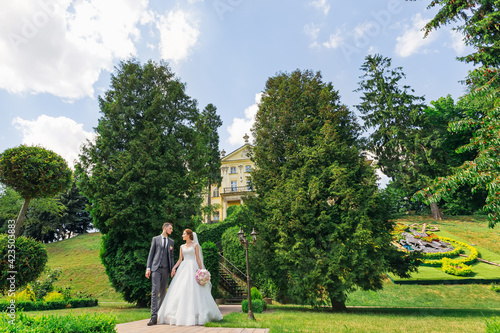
[{"xmin": 0, "ymin": 0, "xmax": 474, "ymax": 185}]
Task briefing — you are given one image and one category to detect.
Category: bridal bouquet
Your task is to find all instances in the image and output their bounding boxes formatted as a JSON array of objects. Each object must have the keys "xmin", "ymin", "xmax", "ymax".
[{"xmin": 196, "ymin": 269, "xmax": 211, "ymax": 286}]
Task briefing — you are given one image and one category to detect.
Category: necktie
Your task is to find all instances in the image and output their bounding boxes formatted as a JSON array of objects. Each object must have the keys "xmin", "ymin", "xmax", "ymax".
[{"xmin": 163, "ymin": 237, "xmax": 166, "ymax": 249}]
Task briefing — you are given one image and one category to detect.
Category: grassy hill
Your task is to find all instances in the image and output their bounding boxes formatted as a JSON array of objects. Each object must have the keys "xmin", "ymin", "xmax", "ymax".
[{"xmin": 45, "ymin": 232, "xmax": 123, "ymax": 302}]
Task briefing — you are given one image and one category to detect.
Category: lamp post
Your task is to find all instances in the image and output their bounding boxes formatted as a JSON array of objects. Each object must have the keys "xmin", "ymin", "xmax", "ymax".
[{"xmin": 237, "ymin": 227, "xmax": 258, "ymax": 320}]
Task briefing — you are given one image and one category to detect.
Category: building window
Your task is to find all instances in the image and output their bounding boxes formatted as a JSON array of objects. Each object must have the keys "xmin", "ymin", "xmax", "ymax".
[
  {"xmin": 231, "ymin": 181, "xmax": 238, "ymax": 192},
  {"xmin": 230, "ymin": 166, "xmax": 237, "ymax": 174},
  {"xmin": 245, "ymin": 165, "xmax": 252, "ymax": 173},
  {"xmin": 246, "ymin": 180, "xmax": 253, "ymax": 191},
  {"xmin": 213, "ymin": 212, "xmax": 220, "ymax": 221},
  {"xmin": 212, "ymin": 187, "xmax": 219, "ymax": 197}
]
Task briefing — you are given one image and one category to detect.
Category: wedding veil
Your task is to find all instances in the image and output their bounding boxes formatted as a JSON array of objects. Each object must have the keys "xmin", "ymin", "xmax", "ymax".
[{"xmin": 193, "ymin": 232, "xmax": 205, "ymax": 269}]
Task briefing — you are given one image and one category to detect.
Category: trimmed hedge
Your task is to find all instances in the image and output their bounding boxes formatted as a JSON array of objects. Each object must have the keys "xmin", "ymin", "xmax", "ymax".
[
  {"xmin": 441, "ymin": 258, "xmax": 473, "ymax": 276},
  {"xmin": 202, "ymin": 241, "xmax": 220, "ymax": 298},
  {"xmin": 196, "ymin": 215, "xmax": 238, "ymax": 245},
  {"xmin": 0, "ymin": 311, "xmax": 115, "ymax": 333},
  {"xmin": 241, "ymin": 299, "xmax": 265, "ymax": 313},
  {"xmin": 421, "ymin": 237, "xmax": 479, "ymax": 267},
  {"xmin": 0, "ymin": 298, "xmax": 98, "ymax": 311}
]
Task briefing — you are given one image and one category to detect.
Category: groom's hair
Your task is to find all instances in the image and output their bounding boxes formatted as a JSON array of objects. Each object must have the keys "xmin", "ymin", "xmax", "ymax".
[{"xmin": 162, "ymin": 222, "xmax": 172, "ymax": 230}]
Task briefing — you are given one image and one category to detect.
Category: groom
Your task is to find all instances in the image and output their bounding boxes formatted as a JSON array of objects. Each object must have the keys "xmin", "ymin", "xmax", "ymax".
[{"xmin": 145, "ymin": 222, "xmax": 175, "ymax": 326}]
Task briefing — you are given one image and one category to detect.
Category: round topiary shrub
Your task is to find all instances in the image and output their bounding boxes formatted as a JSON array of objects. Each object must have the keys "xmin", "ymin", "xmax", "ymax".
[
  {"xmin": 242, "ymin": 299, "xmax": 265, "ymax": 313},
  {"xmin": 0, "ymin": 234, "xmax": 48, "ymax": 294}
]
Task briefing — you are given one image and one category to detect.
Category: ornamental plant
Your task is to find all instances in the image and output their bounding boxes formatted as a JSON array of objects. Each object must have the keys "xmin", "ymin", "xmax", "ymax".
[{"xmin": 0, "ymin": 145, "xmax": 72, "ymax": 237}]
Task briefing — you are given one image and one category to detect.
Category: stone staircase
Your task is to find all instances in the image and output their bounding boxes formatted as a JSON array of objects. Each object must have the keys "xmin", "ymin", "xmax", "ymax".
[{"xmin": 218, "ymin": 254, "xmax": 247, "ymax": 304}]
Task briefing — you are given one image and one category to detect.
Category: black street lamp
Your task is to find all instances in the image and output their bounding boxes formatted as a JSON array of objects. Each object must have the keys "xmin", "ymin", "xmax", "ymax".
[{"xmin": 237, "ymin": 227, "xmax": 258, "ymax": 320}]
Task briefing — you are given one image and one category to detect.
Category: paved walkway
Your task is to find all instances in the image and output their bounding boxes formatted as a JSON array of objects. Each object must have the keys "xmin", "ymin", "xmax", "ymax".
[{"xmin": 115, "ymin": 305, "xmax": 269, "ymax": 333}]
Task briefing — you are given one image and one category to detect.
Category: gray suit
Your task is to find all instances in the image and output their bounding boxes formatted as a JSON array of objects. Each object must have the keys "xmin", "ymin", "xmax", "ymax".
[{"xmin": 147, "ymin": 235, "xmax": 174, "ymax": 320}]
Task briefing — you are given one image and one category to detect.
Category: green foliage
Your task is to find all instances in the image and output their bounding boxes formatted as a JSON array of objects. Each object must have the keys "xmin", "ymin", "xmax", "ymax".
[
  {"xmin": 0, "ymin": 187, "xmax": 22, "ymax": 233},
  {"xmin": 424, "ymin": 0, "xmax": 500, "ymax": 67},
  {"xmin": 441, "ymin": 258, "xmax": 473, "ymax": 276},
  {"xmin": 14, "ymin": 285, "xmax": 36, "ymax": 302},
  {"xmin": 0, "ymin": 235, "xmax": 48, "ymax": 294},
  {"xmin": 23, "ymin": 197, "xmax": 65, "ymax": 243},
  {"xmin": 0, "ymin": 298, "xmax": 98, "ymax": 312},
  {"xmin": 196, "ymin": 210, "xmax": 239, "ymax": 245},
  {"xmin": 491, "ymin": 284, "xmax": 500, "ymax": 293},
  {"xmin": 241, "ymin": 299, "xmax": 265, "ymax": 313},
  {"xmin": 0, "ymin": 311, "xmax": 113, "ymax": 332},
  {"xmin": 221, "ymin": 226, "xmax": 246, "ymax": 273},
  {"xmin": 251, "ymin": 286, "xmax": 263, "ymax": 301},
  {"xmin": 75, "ymin": 59, "xmax": 214, "ymax": 306},
  {"xmin": 31, "ymin": 267, "xmax": 62, "ymax": 300},
  {"xmin": 249, "ymin": 69, "xmax": 419, "ymax": 310},
  {"xmin": 419, "ymin": 1, "xmax": 500, "ymax": 228},
  {"xmin": 0, "ymin": 145, "xmax": 72, "ymax": 200},
  {"xmin": 201, "ymin": 241, "xmax": 220, "ymax": 298},
  {"xmin": 226, "ymin": 205, "xmax": 239, "ymax": 218},
  {"xmin": 43, "ymin": 291, "xmax": 64, "ymax": 302},
  {"xmin": 485, "ymin": 316, "xmax": 500, "ymax": 333}
]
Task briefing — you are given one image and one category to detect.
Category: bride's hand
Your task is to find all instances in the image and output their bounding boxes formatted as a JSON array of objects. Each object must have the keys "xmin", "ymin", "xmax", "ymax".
[{"xmin": 171, "ymin": 267, "xmax": 176, "ymax": 277}]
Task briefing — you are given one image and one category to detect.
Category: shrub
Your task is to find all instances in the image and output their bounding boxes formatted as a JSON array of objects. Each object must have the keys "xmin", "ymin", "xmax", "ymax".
[
  {"xmin": 196, "ymin": 218, "xmax": 237, "ymax": 245},
  {"xmin": 0, "ymin": 298, "xmax": 98, "ymax": 311},
  {"xmin": 0, "ymin": 311, "xmax": 115, "ymax": 333},
  {"xmin": 31, "ymin": 267, "xmax": 62, "ymax": 300},
  {"xmin": 44, "ymin": 291, "xmax": 64, "ymax": 302},
  {"xmin": 221, "ymin": 226, "xmax": 246, "ymax": 273},
  {"xmin": 441, "ymin": 258, "xmax": 473, "ymax": 276},
  {"xmin": 0, "ymin": 235, "xmax": 48, "ymax": 294},
  {"xmin": 14, "ymin": 285, "xmax": 36, "ymax": 302},
  {"xmin": 491, "ymin": 284, "xmax": 500, "ymax": 293},
  {"xmin": 241, "ymin": 299, "xmax": 265, "ymax": 313},
  {"xmin": 251, "ymin": 286, "xmax": 263, "ymax": 300},
  {"xmin": 485, "ymin": 316, "xmax": 500, "ymax": 333},
  {"xmin": 201, "ymin": 241, "xmax": 220, "ymax": 298}
]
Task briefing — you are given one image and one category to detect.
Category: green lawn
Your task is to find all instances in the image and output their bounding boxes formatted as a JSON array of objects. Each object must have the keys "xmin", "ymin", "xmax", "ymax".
[{"xmin": 22, "ymin": 215, "xmax": 500, "ymax": 332}]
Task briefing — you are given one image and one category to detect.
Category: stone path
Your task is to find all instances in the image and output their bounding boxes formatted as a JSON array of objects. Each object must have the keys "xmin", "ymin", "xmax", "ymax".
[{"xmin": 115, "ymin": 305, "xmax": 269, "ymax": 333}]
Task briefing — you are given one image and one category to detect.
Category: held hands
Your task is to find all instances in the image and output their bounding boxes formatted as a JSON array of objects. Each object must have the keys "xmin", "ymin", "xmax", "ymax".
[{"xmin": 171, "ymin": 267, "xmax": 176, "ymax": 278}]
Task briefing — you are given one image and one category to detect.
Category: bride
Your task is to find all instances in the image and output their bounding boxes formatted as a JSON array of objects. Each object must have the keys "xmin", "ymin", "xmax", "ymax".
[{"xmin": 157, "ymin": 228, "xmax": 223, "ymax": 326}]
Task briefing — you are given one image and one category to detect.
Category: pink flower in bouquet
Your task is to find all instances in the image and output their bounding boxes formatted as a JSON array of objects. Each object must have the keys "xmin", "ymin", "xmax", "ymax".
[{"xmin": 196, "ymin": 269, "xmax": 211, "ymax": 286}]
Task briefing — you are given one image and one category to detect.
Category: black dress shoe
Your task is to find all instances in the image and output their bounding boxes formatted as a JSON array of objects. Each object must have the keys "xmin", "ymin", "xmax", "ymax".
[{"xmin": 147, "ymin": 318, "xmax": 157, "ymax": 326}]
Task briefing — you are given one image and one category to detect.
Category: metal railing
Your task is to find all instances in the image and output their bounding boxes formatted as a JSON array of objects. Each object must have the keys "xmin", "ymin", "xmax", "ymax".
[{"xmin": 222, "ymin": 186, "xmax": 254, "ymax": 194}]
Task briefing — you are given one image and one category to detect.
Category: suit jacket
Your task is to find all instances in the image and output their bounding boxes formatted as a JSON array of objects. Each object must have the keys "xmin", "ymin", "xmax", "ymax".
[{"xmin": 147, "ymin": 235, "xmax": 175, "ymax": 272}]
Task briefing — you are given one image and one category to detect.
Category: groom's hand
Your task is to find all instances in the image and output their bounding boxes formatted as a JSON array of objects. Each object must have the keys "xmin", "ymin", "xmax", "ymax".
[
  {"xmin": 145, "ymin": 270, "xmax": 151, "ymax": 279},
  {"xmin": 171, "ymin": 268, "xmax": 176, "ymax": 277}
]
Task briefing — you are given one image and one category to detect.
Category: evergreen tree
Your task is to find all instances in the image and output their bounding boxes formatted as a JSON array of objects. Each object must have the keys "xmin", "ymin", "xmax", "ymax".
[
  {"xmin": 75, "ymin": 59, "xmax": 210, "ymax": 305},
  {"xmin": 250, "ymin": 70, "xmax": 418, "ymax": 311},
  {"xmin": 57, "ymin": 182, "xmax": 93, "ymax": 238}
]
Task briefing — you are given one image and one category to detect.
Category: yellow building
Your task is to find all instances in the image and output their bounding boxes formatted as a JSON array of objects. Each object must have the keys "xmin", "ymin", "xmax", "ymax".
[{"xmin": 203, "ymin": 135, "xmax": 255, "ymax": 223}]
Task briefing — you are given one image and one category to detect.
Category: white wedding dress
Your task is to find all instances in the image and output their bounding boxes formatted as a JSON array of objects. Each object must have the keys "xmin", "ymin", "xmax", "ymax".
[{"xmin": 157, "ymin": 243, "xmax": 223, "ymax": 326}]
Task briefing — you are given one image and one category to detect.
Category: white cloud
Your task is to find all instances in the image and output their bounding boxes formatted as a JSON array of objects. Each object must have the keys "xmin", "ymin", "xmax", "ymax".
[
  {"xmin": 0, "ymin": 0, "xmax": 149, "ymax": 100},
  {"xmin": 13, "ymin": 115, "xmax": 95, "ymax": 168},
  {"xmin": 395, "ymin": 13, "xmax": 437, "ymax": 57},
  {"xmin": 157, "ymin": 9, "xmax": 199, "ymax": 63},
  {"xmin": 304, "ymin": 23, "xmax": 321, "ymax": 48},
  {"xmin": 449, "ymin": 30, "xmax": 467, "ymax": 55},
  {"xmin": 323, "ymin": 30, "xmax": 343, "ymax": 49},
  {"xmin": 309, "ymin": 0, "xmax": 330, "ymax": 15},
  {"xmin": 227, "ymin": 93, "xmax": 263, "ymax": 146}
]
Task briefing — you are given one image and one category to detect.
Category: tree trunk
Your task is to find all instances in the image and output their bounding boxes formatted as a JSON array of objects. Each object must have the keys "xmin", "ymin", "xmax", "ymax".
[
  {"xmin": 331, "ymin": 299, "xmax": 347, "ymax": 312},
  {"xmin": 15, "ymin": 197, "xmax": 31, "ymax": 238},
  {"xmin": 425, "ymin": 192, "xmax": 444, "ymax": 221},
  {"xmin": 430, "ymin": 202, "xmax": 443, "ymax": 220}
]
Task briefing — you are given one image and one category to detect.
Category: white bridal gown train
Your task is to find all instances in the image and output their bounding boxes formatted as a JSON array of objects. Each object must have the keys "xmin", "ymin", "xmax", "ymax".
[{"xmin": 157, "ymin": 244, "xmax": 223, "ymax": 326}]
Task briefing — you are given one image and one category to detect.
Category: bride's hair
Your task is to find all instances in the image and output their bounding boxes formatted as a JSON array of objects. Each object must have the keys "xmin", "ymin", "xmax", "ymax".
[{"xmin": 184, "ymin": 228, "xmax": 194, "ymax": 241}]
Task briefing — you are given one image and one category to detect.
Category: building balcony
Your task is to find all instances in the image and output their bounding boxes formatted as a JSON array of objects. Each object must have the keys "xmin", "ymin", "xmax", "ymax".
[{"xmin": 222, "ymin": 186, "xmax": 254, "ymax": 194}]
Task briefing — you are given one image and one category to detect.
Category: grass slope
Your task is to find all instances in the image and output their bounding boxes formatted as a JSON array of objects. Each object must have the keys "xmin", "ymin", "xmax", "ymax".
[{"xmin": 45, "ymin": 232, "xmax": 123, "ymax": 302}]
